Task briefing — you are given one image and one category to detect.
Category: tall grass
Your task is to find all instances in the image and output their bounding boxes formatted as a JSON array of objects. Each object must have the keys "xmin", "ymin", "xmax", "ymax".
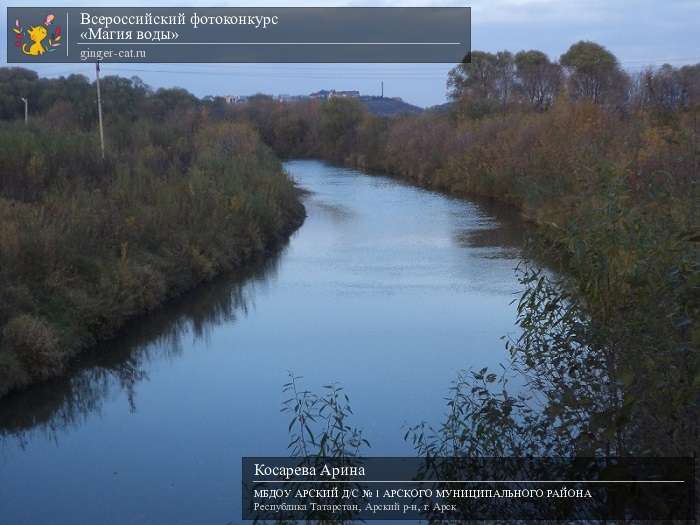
[{"xmin": 0, "ymin": 77, "xmax": 304, "ymax": 396}]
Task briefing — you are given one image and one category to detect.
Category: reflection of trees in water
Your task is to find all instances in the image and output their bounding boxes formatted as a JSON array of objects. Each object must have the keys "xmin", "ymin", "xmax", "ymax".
[
  {"xmin": 407, "ymin": 264, "xmax": 698, "ymax": 460},
  {"xmin": 309, "ymin": 198, "xmax": 356, "ymax": 224},
  {"xmin": 408, "ymin": 266, "xmax": 610, "ymax": 458},
  {"xmin": 0, "ymin": 249, "xmax": 286, "ymax": 445},
  {"xmin": 451, "ymin": 197, "xmax": 527, "ymax": 258},
  {"xmin": 403, "ymin": 267, "xmax": 698, "ymax": 520}
]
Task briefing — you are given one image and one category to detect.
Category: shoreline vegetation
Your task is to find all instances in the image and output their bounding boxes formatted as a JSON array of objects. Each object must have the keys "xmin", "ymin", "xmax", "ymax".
[
  {"xmin": 0, "ymin": 68, "xmax": 305, "ymax": 397},
  {"xmin": 228, "ymin": 42, "xmax": 698, "ymax": 455},
  {"xmin": 0, "ymin": 40, "xmax": 697, "ymax": 456}
]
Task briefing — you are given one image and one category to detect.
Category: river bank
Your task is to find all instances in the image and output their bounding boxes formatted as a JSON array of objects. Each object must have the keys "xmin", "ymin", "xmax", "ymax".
[
  {"xmin": 0, "ymin": 159, "xmax": 538, "ymax": 523},
  {"xmin": 0, "ymin": 110, "xmax": 305, "ymax": 398},
  {"xmin": 231, "ymin": 94, "xmax": 698, "ymax": 456}
]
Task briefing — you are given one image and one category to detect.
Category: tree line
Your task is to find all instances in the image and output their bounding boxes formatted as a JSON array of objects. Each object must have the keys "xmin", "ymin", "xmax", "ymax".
[{"xmin": 448, "ymin": 42, "xmax": 699, "ymax": 115}]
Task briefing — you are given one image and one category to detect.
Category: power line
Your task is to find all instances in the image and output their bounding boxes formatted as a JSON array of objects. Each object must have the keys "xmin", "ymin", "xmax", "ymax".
[
  {"xmin": 75, "ymin": 67, "xmax": 450, "ymax": 80},
  {"xmin": 39, "ymin": 59, "xmax": 700, "ymax": 77},
  {"xmin": 27, "ymin": 56, "xmax": 700, "ymax": 84}
]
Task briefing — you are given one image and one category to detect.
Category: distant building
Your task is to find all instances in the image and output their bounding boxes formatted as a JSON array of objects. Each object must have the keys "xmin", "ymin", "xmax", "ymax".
[
  {"xmin": 309, "ymin": 89, "xmax": 333, "ymax": 100},
  {"xmin": 224, "ymin": 89, "xmax": 364, "ymax": 104},
  {"xmin": 223, "ymin": 95, "xmax": 249, "ymax": 104},
  {"xmin": 309, "ymin": 89, "xmax": 360, "ymax": 100},
  {"xmin": 331, "ymin": 90, "xmax": 360, "ymax": 98},
  {"xmin": 276, "ymin": 94, "xmax": 307, "ymax": 102}
]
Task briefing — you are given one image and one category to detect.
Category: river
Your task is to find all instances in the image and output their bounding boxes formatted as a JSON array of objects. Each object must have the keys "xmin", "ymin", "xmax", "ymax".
[{"xmin": 0, "ymin": 160, "xmax": 537, "ymax": 524}]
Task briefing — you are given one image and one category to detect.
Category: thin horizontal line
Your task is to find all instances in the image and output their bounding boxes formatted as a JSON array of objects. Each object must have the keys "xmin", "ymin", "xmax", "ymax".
[
  {"xmin": 75, "ymin": 42, "xmax": 462, "ymax": 45},
  {"xmin": 254, "ymin": 480, "xmax": 685, "ymax": 484}
]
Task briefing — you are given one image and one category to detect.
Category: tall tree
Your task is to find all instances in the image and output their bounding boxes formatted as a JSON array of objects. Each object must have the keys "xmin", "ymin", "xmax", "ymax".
[
  {"xmin": 560, "ymin": 41, "xmax": 629, "ymax": 105},
  {"xmin": 447, "ymin": 51, "xmax": 517, "ymax": 117},
  {"xmin": 678, "ymin": 64, "xmax": 700, "ymax": 109},
  {"xmin": 0, "ymin": 68, "xmax": 39, "ymax": 120},
  {"xmin": 515, "ymin": 50, "xmax": 563, "ymax": 111}
]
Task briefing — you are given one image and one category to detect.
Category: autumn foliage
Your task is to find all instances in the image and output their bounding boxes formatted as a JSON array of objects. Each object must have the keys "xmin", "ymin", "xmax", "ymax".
[
  {"xmin": 231, "ymin": 42, "xmax": 699, "ymax": 454},
  {"xmin": 0, "ymin": 70, "xmax": 304, "ymax": 396}
]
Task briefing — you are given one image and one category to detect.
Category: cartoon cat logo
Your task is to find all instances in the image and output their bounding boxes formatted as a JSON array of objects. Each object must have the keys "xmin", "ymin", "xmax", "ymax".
[
  {"xmin": 12, "ymin": 14, "xmax": 62, "ymax": 57},
  {"xmin": 23, "ymin": 25, "xmax": 48, "ymax": 55}
]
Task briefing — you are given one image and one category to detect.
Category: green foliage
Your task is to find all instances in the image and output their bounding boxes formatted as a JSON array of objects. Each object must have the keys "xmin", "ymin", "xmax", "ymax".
[
  {"xmin": 2, "ymin": 315, "xmax": 61, "ymax": 381},
  {"xmin": 407, "ymin": 262, "xmax": 698, "ymax": 458},
  {"xmin": 560, "ymin": 40, "xmax": 629, "ymax": 105},
  {"xmin": 319, "ymin": 98, "xmax": 364, "ymax": 162},
  {"xmin": 560, "ymin": 40, "xmax": 619, "ymax": 72},
  {"xmin": 515, "ymin": 50, "xmax": 563, "ymax": 110},
  {"xmin": 0, "ymin": 69, "xmax": 304, "ymax": 396},
  {"xmin": 278, "ymin": 374, "xmax": 369, "ymax": 524},
  {"xmin": 282, "ymin": 373, "xmax": 370, "ymax": 459},
  {"xmin": 447, "ymin": 50, "xmax": 518, "ymax": 117}
]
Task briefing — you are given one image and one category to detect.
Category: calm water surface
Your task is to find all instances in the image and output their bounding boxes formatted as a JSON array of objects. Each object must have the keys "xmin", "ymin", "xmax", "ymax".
[{"xmin": 0, "ymin": 160, "xmax": 535, "ymax": 524}]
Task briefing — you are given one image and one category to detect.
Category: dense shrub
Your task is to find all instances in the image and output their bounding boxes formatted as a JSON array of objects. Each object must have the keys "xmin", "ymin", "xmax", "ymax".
[
  {"xmin": 2, "ymin": 315, "xmax": 61, "ymax": 381},
  {"xmin": 0, "ymin": 71, "xmax": 304, "ymax": 396}
]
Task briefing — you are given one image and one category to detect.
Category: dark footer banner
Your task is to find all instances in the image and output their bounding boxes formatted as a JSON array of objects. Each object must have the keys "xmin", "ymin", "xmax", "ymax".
[{"xmin": 242, "ymin": 456, "xmax": 695, "ymax": 521}]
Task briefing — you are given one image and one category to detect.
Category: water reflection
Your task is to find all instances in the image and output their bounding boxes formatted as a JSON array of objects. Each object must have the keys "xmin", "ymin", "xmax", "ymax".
[
  {"xmin": 0, "ymin": 251, "xmax": 285, "ymax": 445},
  {"xmin": 309, "ymin": 197, "xmax": 356, "ymax": 223},
  {"xmin": 0, "ymin": 160, "xmax": 542, "ymax": 525},
  {"xmin": 452, "ymin": 196, "xmax": 526, "ymax": 257}
]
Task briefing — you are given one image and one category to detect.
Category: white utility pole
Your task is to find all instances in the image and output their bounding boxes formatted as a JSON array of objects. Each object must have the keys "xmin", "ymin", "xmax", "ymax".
[
  {"xmin": 20, "ymin": 97, "xmax": 28, "ymax": 124},
  {"xmin": 95, "ymin": 62, "xmax": 105, "ymax": 159}
]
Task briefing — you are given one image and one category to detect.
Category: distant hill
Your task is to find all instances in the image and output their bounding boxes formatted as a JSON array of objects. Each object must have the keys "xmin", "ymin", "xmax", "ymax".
[
  {"xmin": 426, "ymin": 101, "xmax": 454, "ymax": 114},
  {"xmin": 359, "ymin": 96, "xmax": 423, "ymax": 117}
]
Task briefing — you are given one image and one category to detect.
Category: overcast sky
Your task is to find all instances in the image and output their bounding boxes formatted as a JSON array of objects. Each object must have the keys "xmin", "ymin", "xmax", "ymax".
[{"xmin": 2, "ymin": 0, "xmax": 699, "ymax": 107}]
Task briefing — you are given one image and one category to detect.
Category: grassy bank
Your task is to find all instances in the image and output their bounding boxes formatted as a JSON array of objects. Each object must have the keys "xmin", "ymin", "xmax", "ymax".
[{"xmin": 0, "ymin": 70, "xmax": 304, "ymax": 397}]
